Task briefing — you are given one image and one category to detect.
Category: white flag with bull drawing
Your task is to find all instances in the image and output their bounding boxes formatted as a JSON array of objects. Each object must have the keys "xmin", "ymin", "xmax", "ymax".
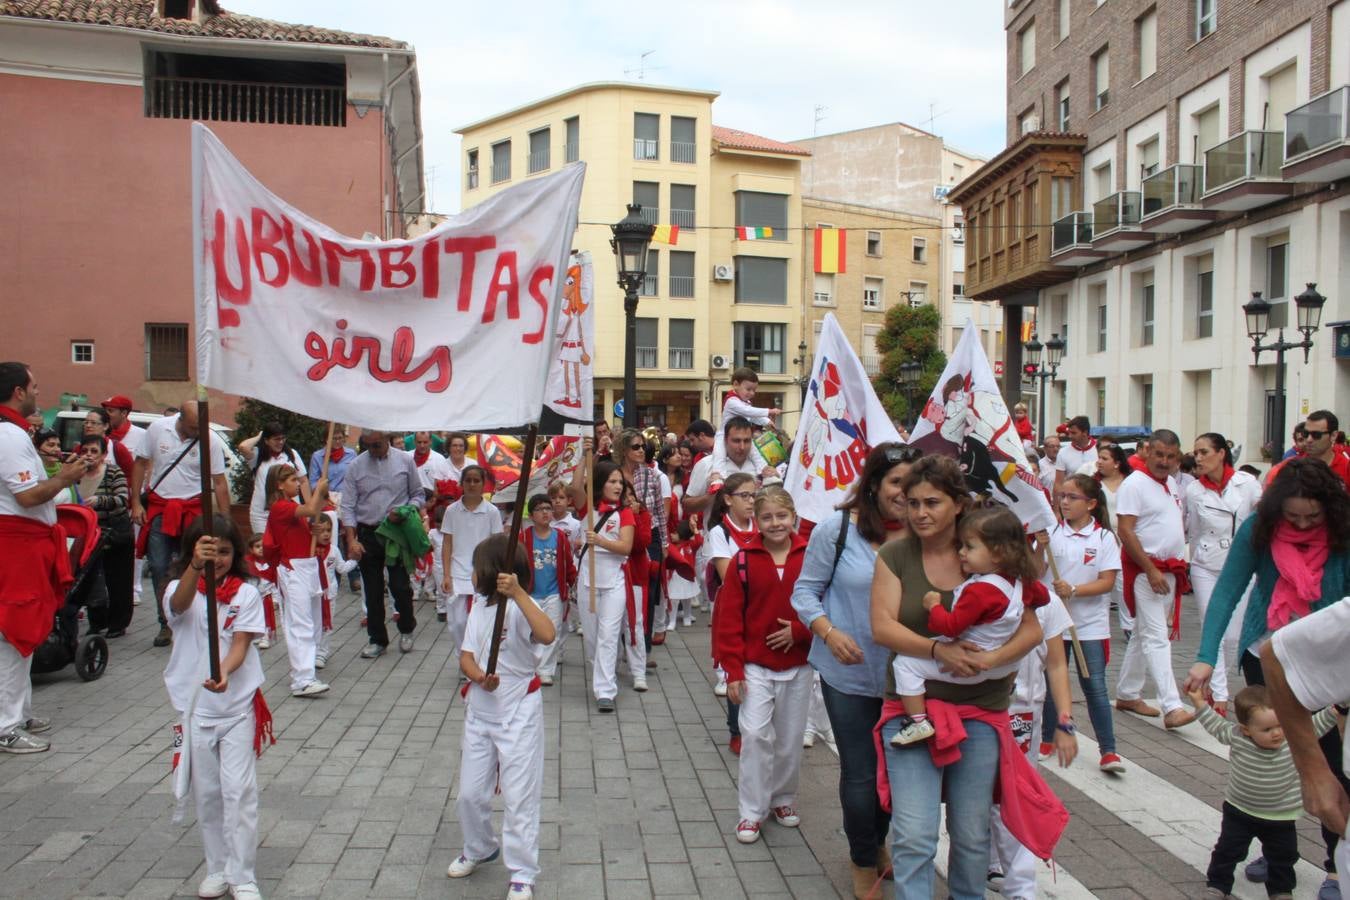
[{"xmin": 907, "ymin": 321, "xmax": 1056, "ymax": 533}]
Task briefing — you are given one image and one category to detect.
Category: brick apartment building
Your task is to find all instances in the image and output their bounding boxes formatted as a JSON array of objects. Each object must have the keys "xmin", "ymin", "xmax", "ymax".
[
  {"xmin": 952, "ymin": 0, "xmax": 1349, "ymax": 457},
  {"xmin": 0, "ymin": 0, "xmax": 424, "ymax": 419}
]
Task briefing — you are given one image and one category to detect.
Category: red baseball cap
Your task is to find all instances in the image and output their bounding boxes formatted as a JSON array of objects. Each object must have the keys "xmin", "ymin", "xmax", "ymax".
[{"xmin": 101, "ymin": 395, "xmax": 134, "ymax": 410}]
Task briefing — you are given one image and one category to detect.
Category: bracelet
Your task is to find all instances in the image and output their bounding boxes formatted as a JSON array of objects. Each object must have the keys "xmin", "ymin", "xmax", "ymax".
[
  {"xmin": 822, "ymin": 625, "xmax": 835, "ymax": 641},
  {"xmin": 191, "ymin": 562, "xmax": 204, "ymax": 571},
  {"xmin": 930, "ymin": 639, "xmax": 938, "ymax": 659},
  {"xmin": 1069, "ymin": 584, "xmax": 1077, "ymax": 598}
]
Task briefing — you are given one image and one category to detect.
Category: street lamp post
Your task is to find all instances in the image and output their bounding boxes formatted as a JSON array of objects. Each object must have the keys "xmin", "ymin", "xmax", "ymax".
[
  {"xmin": 900, "ymin": 360, "xmax": 922, "ymax": 431},
  {"xmin": 1242, "ymin": 283, "xmax": 1327, "ymax": 459},
  {"xmin": 610, "ymin": 203, "xmax": 655, "ymax": 429},
  {"xmin": 1022, "ymin": 332, "xmax": 1065, "ymax": 442},
  {"xmin": 792, "ymin": 339, "xmax": 810, "ymax": 405}
]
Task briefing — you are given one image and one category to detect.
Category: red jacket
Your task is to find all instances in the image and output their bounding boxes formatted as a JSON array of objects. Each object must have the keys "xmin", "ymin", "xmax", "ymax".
[
  {"xmin": 712, "ymin": 532, "xmax": 812, "ymax": 682},
  {"xmin": 626, "ymin": 506, "xmax": 652, "ymax": 587},
  {"xmin": 518, "ymin": 526, "xmax": 575, "ymax": 605}
]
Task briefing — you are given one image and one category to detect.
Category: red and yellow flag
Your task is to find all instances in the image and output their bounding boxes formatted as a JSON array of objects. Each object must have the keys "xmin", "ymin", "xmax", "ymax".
[
  {"xmin": 651, "ymin": 224, "xmax": 680, "ymax": 245},
  {"xmin": 814, "ymin": 228, "xmax": 847, "ymax": 274}
]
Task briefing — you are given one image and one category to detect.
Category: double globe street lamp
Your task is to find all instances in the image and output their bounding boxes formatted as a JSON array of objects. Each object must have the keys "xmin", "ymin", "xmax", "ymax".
[
  {"xmin": 1242, "ymin": 282, "xmax": 1327, "ymax": 460},
  {"xmin": 610, "ymin": 204, "xmax": 656, "ymax": 429},
  {"xmin": 1022, "ymin": 332, "xmax": 1066, "ymax": 442}
]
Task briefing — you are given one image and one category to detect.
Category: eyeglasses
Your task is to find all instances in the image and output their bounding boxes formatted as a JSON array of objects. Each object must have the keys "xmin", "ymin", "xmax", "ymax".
[
  {"xmin": 1303, "ymin": 430, "xmax": 1330, "ymax": 440},
  {"xmin": 884, "ymin": 446, "xmax": 923, "ymax": 464},
  {"xmin": 730, "ymin": 491, "xmax": 756, "ymax": 500}
]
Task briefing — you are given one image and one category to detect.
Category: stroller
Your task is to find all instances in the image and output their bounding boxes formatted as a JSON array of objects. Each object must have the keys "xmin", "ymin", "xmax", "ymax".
[{"xmin": 31, "ymin": 504, "xmax": 109, "ymax": 682}]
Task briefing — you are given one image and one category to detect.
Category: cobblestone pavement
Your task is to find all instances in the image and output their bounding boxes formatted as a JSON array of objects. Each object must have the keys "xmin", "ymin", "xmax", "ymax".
[{"xmin": 0, "ymin": 582, "xmax": 1337, "ymax": 899}]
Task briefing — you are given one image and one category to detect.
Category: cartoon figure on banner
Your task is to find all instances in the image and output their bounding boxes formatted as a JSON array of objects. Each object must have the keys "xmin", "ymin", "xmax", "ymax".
[
  {"xmin": 919, "ymin": 373, "xmax": 1020, "ymax": 503},
  {"xmin": 798, "ymin": 357, "xmax": 868, "ymax": 492},
  {"xmin": 555, "ymin": 264, "xmax": 591, "ymax": 409}
]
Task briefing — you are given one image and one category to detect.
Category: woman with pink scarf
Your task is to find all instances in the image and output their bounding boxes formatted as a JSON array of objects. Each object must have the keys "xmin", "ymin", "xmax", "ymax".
[{"xmin": 1185, "ymin": 457, "xmax": 1350, "ymax": 897}]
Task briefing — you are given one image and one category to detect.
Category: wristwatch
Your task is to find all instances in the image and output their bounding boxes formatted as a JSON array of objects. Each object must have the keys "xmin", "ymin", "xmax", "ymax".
[{"xmin": 1056, "ymin": 717, "xmax": 1076, "ymax": 735}]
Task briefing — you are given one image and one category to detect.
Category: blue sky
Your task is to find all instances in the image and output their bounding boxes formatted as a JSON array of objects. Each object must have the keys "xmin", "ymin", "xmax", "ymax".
[{"xmin": 246, "ymin": 1, "xmax": 1008, "ymax": 214}]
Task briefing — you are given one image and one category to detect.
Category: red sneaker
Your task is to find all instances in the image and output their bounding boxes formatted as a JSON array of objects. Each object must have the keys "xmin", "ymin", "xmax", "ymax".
[
  {"xmin": 360, "ymin": 616, "xmax": 368, "ymax": 627},
  {"xmin": 1037, "ymin": 741, "xmax": 1054, "ymax": 760},
  {"xmin": 1099, "ymin": 753, "xmax": 1126, "ymax": 774},
  {"xmin": 729, "ymin": 735, "xmax": 742, "ymax": 756}
]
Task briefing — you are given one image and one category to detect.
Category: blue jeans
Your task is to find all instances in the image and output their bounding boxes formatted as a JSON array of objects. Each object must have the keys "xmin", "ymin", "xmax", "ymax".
[
  {"xmin": 1042, "ymin": 637, "xmax": 1115, "ymax": 754},
  {"xmin": 145, "ymin": 516, "xmax": 181, "ymax": 628},
  {"xmin": 882, "ymin": 716, "xmax": 1000, "ymax": 900},
  {"xmin": 821, "ymin": 680, "xmax": 890, "ymax": 868}
]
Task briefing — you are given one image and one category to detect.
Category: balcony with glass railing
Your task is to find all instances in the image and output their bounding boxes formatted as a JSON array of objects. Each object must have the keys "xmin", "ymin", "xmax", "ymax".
[
  {"xmin": 1283, "ymin": 85, "xmax": 1350, "ymax": 182},
  {"xmin": 1141, "ymin": 163, "xmax": 1214, "ymax": 233},
  {"xmin": 1202, "ymin": 130, "xmax": 1292, "ymax": 210},
  {"xmin": 636, "ymin": 346, "xmax": 658, "ymax": 368},
  {"xmin": 671, "ymin": 141, "xmax": 697, "ymax": 163},
  {"xmin": 1050, "ymin": 211, "xmax": 1105, "ymax": 265},
  {"xmin": 1091, "ymin": 191, "xmax": 1152, "ymax": 251},
  {"xmin": 669, "ymin": 348, "xmax": 695, "ymax": 369},
  {"xmin": 670, "ymin": 208, "xmax": 695, "ymax": 230},
  {"xmin": 669, "ymin": 275, "xmax": 695, "ymax": 298}
]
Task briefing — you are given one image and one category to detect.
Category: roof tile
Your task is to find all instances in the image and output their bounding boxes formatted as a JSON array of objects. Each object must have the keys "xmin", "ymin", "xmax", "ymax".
[{"xmin": 712, "ymin": 125, "xmax": 811, "ymax": 157}]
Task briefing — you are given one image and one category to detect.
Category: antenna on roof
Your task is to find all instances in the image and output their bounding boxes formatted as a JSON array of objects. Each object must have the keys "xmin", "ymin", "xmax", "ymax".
[
  {"xmin": 926, "ymin": 101, "xmax": 950, "ymax": 134},
  {"xmin": 813, "ymin": 104, "xmax": 828, "ymax": 137},
  {"xmin": 624, "ymin": 50, "xmax": 666, "ymax": 82}
]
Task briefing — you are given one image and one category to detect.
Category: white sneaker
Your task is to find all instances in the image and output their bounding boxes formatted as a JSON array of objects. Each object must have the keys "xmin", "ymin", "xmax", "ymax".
[
  {"xmin": 230, "ymin": 884, "xmax": 262, "ymax": 900},
  {"xmin": 315, "ymin": 654, "xmax": 327, "ymax": 670},
  {"xmin": 538, "ymin": 673, "xmax": 554, "ymax": 686},
  {"xmin": 683, "ymin": 615, "xmax": 693, "ymax": 627},
  {"xmin": 0, "ymin": 730, "xmax": 49, "ymax": 754},
  {"xmin": 633, "ymin": 676, "xmax": 648, "ymax": 693},
  {"xmin": 714, "ymin": 681, "xmax": 728, "ymax": 697},
  {"xmin": 292, "ymin": 681, "xmax": 330, "ymax": 698},
  {"xmin": 447, "ymin": 848, "xmax": 499, "ymax": 878},
  {"xmin": 255, "ymin": 638, "xmax": 271, "ymax": 650},
  {"xmin": 197, "ymin": 873, "xmax": 229, "ymax": 898},
  {"xmin": 691, "ymin": 598, "xmax": 702, "ymax": 610},
  {"xmin": 507, "ymin": 883, "xmax": 534, "ymax": 899},
  {"xmin": 803, "ymin": 731, "xmax": 816, "ymax": 748}
]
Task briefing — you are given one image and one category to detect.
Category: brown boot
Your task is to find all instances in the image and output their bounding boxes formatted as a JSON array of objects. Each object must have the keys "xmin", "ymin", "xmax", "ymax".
[
  {"xmin": 1115, "ymin": 698, "xmax": 1160, "ymax": 717},
  {"xmin": 851, "ymin": 863, "xmax": 877, "ymax": 899}
]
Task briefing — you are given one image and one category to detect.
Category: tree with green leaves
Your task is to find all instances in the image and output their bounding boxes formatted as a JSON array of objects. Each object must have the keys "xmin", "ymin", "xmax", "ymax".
[
  {"xmin": 873, "ymin": 303, "xmax": 947, "ymax": 430},
  {"xmin": 229, "ymin": 398, "xmax": 330, "ymax": 502}
]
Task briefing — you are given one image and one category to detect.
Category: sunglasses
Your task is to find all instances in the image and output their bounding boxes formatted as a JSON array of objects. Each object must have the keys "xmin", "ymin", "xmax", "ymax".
[
  {"xmin": 884, "ymin": 446, "xmax": 923, "ymax": 464},
  {"xmin": 1303, "ymin": 430, "xmax": 1330, "ymax": 440},
  {"xmin": 628, "ymin": 443, "xmax": 645, "ymax": 450}
]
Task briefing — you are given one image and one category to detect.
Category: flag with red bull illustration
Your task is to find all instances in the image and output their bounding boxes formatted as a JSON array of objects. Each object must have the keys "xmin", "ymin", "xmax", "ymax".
[
  {"xmin": 908, "ymin": 320, "xmax": 1056, "ymax": 533},
  {"xmin": 785, "ymin": 313, "xmax": 903, "ymax": 524}
]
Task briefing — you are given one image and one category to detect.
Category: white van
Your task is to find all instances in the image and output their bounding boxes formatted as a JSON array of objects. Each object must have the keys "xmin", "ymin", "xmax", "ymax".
[{"xmin": 54, "ymin": 409, "xmax": 242, "ymax": 498}]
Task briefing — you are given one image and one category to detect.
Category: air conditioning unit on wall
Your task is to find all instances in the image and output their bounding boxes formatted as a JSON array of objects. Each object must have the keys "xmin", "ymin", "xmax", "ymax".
[
  {"xmin": 712, "ymin": 263, "xmax": 733, "ymax": 282},
  {"xmin": 710, "ymin": 354, "xmax": 731, "ymax": 370}
]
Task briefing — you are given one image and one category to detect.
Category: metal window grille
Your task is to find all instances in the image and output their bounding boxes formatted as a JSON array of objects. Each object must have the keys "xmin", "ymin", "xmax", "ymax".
[
  {"xmin": 145, "ymin": 76, "xmax": 345, "ymax": 127},
  {"xmin": 145, "ymin": 324, "xmax": 189, "ymax": 381}
]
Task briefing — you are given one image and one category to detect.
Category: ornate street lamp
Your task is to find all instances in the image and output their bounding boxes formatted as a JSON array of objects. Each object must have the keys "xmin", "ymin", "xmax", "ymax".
[
  {"xmin": 610, "ymin": 204, "xmax": 655, "ymax": 428},
  {"xmin": 899, "ymin": 360, "xmax": 923, "ymax": 429},
  {"xmin": 1023, "ymin": 332, "xmax": 1063, "ymax": 442},
  {"xmin": 792, "ymin": 339, "xmax": 810, "ymax": 404},
  {"xmin": 1244, "ymin": 283, "xmax": 1327, "ymax": 458}
]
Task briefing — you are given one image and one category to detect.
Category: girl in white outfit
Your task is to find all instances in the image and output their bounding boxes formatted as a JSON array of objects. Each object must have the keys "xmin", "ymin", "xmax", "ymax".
[
  {"xmin": 163, "ymin": 517, "xmax": 272, "ymax": 900},
  {"xmin": 238, "ymin": 423, "xmax": 307, "ymax": 537},
  {"xmin": 1183, "ymin": 432, "xmax": 1261, "ymax": 717},
  {"xmin": 447, "ymin": 536, "xmax": 556, "ymax": 900},
  {"xmin": 261, "ymin": 465, "xmax": 331, "ymax": 698},
  {"xmin": 572, "ymin": 460, "xmax": 636, "ymax": 711}
]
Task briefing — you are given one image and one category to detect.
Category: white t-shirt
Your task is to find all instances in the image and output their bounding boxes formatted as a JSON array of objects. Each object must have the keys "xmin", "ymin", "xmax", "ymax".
[
  {"xmin": 413, "ymin": 450, "xmax": 454, "ymax": 494},
  {"xmin": 1056, "ymin": 440, "xmax": 1098, "ymax": 477},
  {"xmin": 137, "ymin": 416, "xmax": 228, "ymax": 500},
  {"xmin": 685, "ymin": 453, "xmax": 762, "ymax": 500},
  {"xmin": 707, "ymin": 518, "xmax": 755, "ymax": 563},
  {"xmin": 577, "ymin": 506, "xmax": 634, "ymax": 591},
  {"xmin": 658, "ymin": 470, "xmax": 673, "ymax": 502},
  {"xmin": 440, "ymin": 499, "xmax": 504, "ymax": 596},
  {"xmin": 246, "ymin": 446, "xmax": 306, "ymax": 524},
  {"xmin": 163, "ymin": 579, "xmax": 266, "ymax": 718},
  {"xmin": 0, "ymin": 421, "xmax": 55, "ymax": 524},
  {"xmin": 460, "ymin": 596, "xmax": 546, "ymax": 724},
  {"xmin": 1010, "ymin": 596, "xmax": 1074, "ymax": 712},
  {"xmin": 1115, "ymin": 469, "xmax": 1185, "ymax": 559},
  {"xmin": 1044, "ymin": 520, "xmax": 1122, "ymax": 640},
  {"xmin": 553, "ymin": 512, "xmax": 581, "ymax": 543},
  {"xmin": 1038, "ymin": 457, "xmax": 1057, "ymax": 493}
]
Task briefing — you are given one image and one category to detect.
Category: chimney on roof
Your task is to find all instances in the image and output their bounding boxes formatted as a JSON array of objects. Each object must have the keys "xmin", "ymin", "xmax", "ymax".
[{"xmin": 157, "ymin": 0, "xmax": 217, "ymax": 23}]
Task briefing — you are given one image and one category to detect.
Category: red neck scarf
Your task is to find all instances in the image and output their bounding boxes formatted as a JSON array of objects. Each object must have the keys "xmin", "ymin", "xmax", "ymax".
[
  {"xmin": 197, "ymin": 574, "xmax": 245, "ymax": 604},
  {"xmin": 0, "ymin": 405, "xmax": 30, "ymax": 431},
  {"xmin": 329, "ymin": 446, "xmax": 346, "ymax": 463},
  {"xmin": 413, "ymin": 448, "xmax": 430, "ymax": 466},
  {"xmin": 108, "ymin": 419, "xmax": 131, "ymax": 441},
  {"xmin": 1268, "ymin": 521, "xmax": 1329, "ymax": 631},
  {"xmin": 1199, "ymin": 465, "xmax": 1235, "ymax": 494},
  {"xmin": 882, "ymin": 518, "xmax": 906, "ymax": 532},
  {"xmin": 598, "ymin": 500, "xmax": 620, "ymax": 515}
]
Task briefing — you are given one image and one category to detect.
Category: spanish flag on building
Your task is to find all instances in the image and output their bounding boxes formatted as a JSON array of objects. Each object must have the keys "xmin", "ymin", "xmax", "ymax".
[
  {"xmin": 736, "ymin": 226, "xmax": 773, "ymax": 240},
  {"xmin": 814, "ymin": 227, "xmax": 847, "ymax": 274},
  {"xmin": 651, "ymin": 224, "xmax": 680, "ymax": 245}
]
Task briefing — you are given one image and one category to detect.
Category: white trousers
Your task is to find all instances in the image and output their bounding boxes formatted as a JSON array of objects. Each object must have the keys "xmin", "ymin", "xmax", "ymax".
[
  {"xmin": 1115, "ymin": 573, "xmax": 1182, "ymax": 714},
  {"xmin": 1189, "ymin": 565, "xmax": 1247, "ymax": 703},
  {"xmin": 805, "ymin": 671, "xmax": 831, "ymax": 739},
  {"xmin": 577, "ymin": 578, "xmax": 641, "ymax": 700},
  {"xmin": 534, "ymin": 593, "xmax": 565, "ymax": 677},
  {"xmin": 0, "ymin": 636, "xmax": 34, "ymax": 734},
  {"xmin": 277, "ymin": 561, "xmax": 322, "ymax": 692},
  {"xmin": 192, "ymin": 711, "xmax": 259, "ymax": 887},
  {"xmin": 736, "ymin": 664, "xmax": 814, "ymax": 823},
  {"xmin": 1113, "ymin": 571, "xmax": 1133, "ymax": 636},
  {"xmin": 447, "ymin": 595, "xmax": 472, "ymax": 654},
  {"xmin": 990, "ymin": 708, "xmax": 1039, "ymax": 899},
  {"xmin": 457, "ymin": 693, "xmax": 544, "ymax": 884}
]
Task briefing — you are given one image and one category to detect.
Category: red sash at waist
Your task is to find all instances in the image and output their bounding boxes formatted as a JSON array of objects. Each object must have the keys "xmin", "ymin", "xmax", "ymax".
[
  {"xmin": 0, "ymin": 515, "xmax": 72, "ymax": 656},
  {"xmin": 1121, "ymin": 554, "xmax": 1189, "ymax": 639},
  {"xmin": 136, "ymin": 491, "xmax": 203, "ymax": 558}
]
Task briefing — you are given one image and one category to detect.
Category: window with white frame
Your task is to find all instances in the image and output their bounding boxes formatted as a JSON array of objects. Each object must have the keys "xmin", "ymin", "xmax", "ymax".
[
  {"xmin": 1197, "ymin": 261, "xmax": 1214, "ymax": 338},
  {"xmin": 953, "ymin": 218, "xmax": 965, "ymax": 244},
  {"xmin": 862, "ymin": 324, "xmax": 883, "ymax": 375},
  {"xmin": 863, "ymin": 277, "xmax": 883, "ymax": 311},
  {"xmin": 912, "ymin": 237, "xmax": 927, "ymax": 263},
  {"xmin": 1136, "ymin": 9, "xmax": 1157, "ymax": 81},
  {"xmin": 1057, "ymin": 0, "xmax": 1070, "ymax": 41},
  {"xmin": 866, "ymin": 231, "xmax": 882, "ymax": 256},
  {"xmin": 1139, "ymin": 272, "xmax": 1155, "ymax": 346},
  {"xmin": 668, "ymin": 319, "xmax": 694, "ymax": 369},
  {"xmin": 71, "ymin": 341, "xmax": 94, "ymax": 364},
  {"xmin": 527, "ymin": 127, "xmax": 550, "ymax": 174},
  {"xmin": 1093, "ymin": 49, "xmax": 1110, "ymax": 110},
  {"xmin": 1051, "ymin": 176, "xmax": 1073, "ymax": 219},
  {"xmin": 634, "ymin": 112, "xmax": 660, "ymax": 160},
  {"xmin": 1056, "ymin": 81, "xmax": 1071, "ymax": 131},
  {"xmin": 1196, "ymin": 0, "xmax": 1216, "ymax": 40},
  {"xmin": 1093, "ymin": 162, "xmax": 1113, "ymax": 202},
  {"xmin": 466, "ymin": 148, "xmax": 479, "ymax": 190},
  {"xmin": 907, "ymin": 281, "xmax": 928, "ymax": 307},
  {"xmin": 1265, "ymin": 236, "xmax": 1290, "ymax": 328},
  {"xmin": 813, "ymin": 273, "xmax": 834, "ymax": 306},
  {"xmin": 1138, "ymin": 137, "xmax": 1161, "ymax": 180},
  {"xmin": 1019, "ymin": 21, "xmax": 1036, "ymax": 76},
  {"xmin": 1092, "ymin": 285, "xmax": 1108, "ymax": 352},
  {"xmin": 491, "ymin": 140, "xmax": 511, "ymax": 184}
]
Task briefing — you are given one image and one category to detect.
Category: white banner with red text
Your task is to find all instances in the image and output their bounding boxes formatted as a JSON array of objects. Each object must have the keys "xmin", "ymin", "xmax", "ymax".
[
  {"xmin": 192, "ymin": 123, "xmax": 586, "ymax": 431},
  {"xmin": 784, "ymin": 313, "xmax": 903, "ymax": 524},
  {"xmin": 909, "ymin": 321, "xmax": 1056, "ymax": 533}
]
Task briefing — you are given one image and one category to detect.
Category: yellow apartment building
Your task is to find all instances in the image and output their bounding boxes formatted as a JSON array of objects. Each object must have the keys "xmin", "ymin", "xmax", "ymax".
[
  {"xmin": 800, "ymin": 198, "xmax": 943, "ymax": 383},
  {"xmin": 455, "ymin": 82, "xmax": 808, "ymax": 434}
]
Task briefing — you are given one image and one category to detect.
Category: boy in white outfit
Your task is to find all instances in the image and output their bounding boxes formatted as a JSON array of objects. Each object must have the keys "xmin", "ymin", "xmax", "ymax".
[
  {"xmin": 315, "ymin": 514, "xmax": 356, "ymax": 670},
  {"xmin": 713, "ymin": 367, "xmax": 777, "ymax": 473},
  {"xmin": 447, "ymin": 536, "xmax": 556, "ymax": 900},
  {"xmin": 440, "ymin": 466, "xmax": 503, "ymax": 658}
]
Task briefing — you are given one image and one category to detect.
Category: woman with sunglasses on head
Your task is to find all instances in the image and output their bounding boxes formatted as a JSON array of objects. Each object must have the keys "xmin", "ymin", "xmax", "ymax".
[
  {"xmin": 1183, "ymin": 432, "xmax": 1261, "ymax": 719},
  {"xmin": 789, "ymin": 442, "xmax": 918, "ymax": 898}
]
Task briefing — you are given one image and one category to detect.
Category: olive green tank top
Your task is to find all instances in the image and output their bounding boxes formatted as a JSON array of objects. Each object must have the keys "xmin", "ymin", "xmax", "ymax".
[{"xmin": 878, "ymin": 535, "xmax": 1014, "ymax": 711}]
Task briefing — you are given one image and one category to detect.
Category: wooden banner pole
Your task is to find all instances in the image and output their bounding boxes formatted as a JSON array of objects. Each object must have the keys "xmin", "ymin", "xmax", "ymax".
[
  {"xmin": 486, "ymin": 423, "xmax": 539, "ymax": 676},
  {"xmin": 196, "ymin": 392, "xmax": 221, "ymax": 684},
  {"xmin": 308, "ymin": 421, "xmax": 336, "ymax": 556},
  {"xmin": 1042, "ymin": 539, "xmax": 1090, "ymax": 681}
]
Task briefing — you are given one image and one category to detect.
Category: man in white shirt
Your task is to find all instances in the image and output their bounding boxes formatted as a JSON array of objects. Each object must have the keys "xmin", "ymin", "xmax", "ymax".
[
  {"xmin": 1038, "ymin": 435, "xmax": 1060, "ymax": 493},
  {"xmin": 1113, "ymin": 428, "xmax": 1194, "ymax": 729},
  {"xmin": 411, "ymin": 431, "xmax": 454, "ymax": 495},
  {"xmin": 129, "ymin": 402, "xmax": 231, "ymax": 648},
  {"xmin": 1054, "ymin": 416, "xmax": 1098, "ymax": 495},
  {"xmin": 0, "ymin": 362, "xmax": 91, "ymax": 754},
  {"xmin": 683, "ymin": 417, "xmax": 779, "ymax": 516}
]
